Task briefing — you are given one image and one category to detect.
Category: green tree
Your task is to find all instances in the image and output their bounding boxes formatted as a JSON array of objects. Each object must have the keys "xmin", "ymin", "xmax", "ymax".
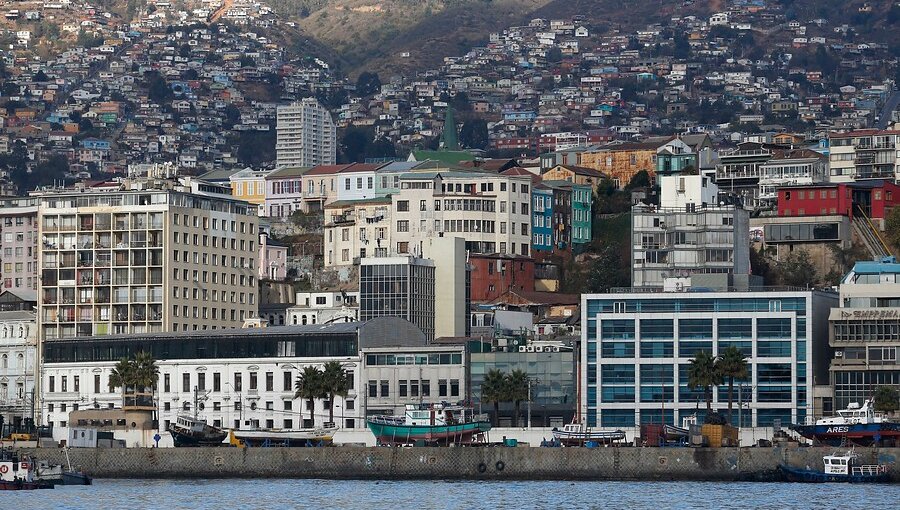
[
  {"xmin": 715, "ymin": 346, "xmax": 749, "ymax": 424},
  {"xmin": 480, "ymin": 369, "xmax": 506, "ymax": 426},
  {"xmin": 885, "ymin": 207, "xmax": 900, "ymax": 253},
  {"xmin": 320, "ymin": 361, "xmax": 350, "ymax": 425},
  {"xmin": 340, "ymin": 126, "xmax": 370, "ymax": 163},
  {"xmin": 132, "ymin": 351, "xmax": 160, "ymax": 394},
  {"xmin": 355, "ymin": 71, "xmax": 381, "ymax": 97},
  {"xmin": 108, "ymin": 357, "xmax": 134, "ymax": 406},
  {"xmin": 546, "ymin": 46, "xmax": 563, "ymax": 63},
  {"xmin": 687, "ymin": 351, "xmax": 722, "ymax": 413},
  {"xmin": 625, "ymin": 169, "xmax": 651, "ymax": 190},
  {"xmin": 585, "ymin": 244, "xmax": 630, "ymax": 292},
  {"xmin": 294, "ymin": 366, "xmax": 324, "ymax": 426},
  {"xmin": 504, "ymin": 370, "xmax": 530, "ymax": 428},
  {"xmin": 458, "ymin": 118, "xmax": 488, "ymax": 150},
  {"xmin": 777, "ymin": 249, "xmax": 818, "ymax": 287},
  {"xmin": 873, "ymin": 386, "xmax": 899, "ymax": 414}
]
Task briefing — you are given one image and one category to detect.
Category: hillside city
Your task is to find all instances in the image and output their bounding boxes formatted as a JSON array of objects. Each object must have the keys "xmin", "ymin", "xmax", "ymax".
[{"xmin": 0, "ymin": 0, "xmax": 899, "ymax": 449}]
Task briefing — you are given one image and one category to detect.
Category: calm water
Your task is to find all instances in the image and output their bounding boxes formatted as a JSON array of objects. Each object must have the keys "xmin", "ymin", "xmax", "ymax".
[{"xmin": 6, "ymin": 479, "xmax": 900, "ymax": 509}]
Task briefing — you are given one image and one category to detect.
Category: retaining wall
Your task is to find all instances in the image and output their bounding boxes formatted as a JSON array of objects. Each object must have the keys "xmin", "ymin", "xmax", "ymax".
[{"xmin": 18, "ymin": 447, "xmax": 900, "ymax": 481}]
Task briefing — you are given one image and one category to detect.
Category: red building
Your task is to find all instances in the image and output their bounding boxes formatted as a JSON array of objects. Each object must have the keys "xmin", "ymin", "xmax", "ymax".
[
  {"xmin": 468, "ymin": 254, "xmax": 535, "ymax": 303},
  {"xmin": 777, "ymin": 180, "xmax": 900, "ymax": 222}
]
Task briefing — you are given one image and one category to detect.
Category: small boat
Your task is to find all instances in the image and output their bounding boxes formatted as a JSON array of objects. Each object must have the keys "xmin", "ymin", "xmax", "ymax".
[
  {"xmin": 33, "ymin": 449, "xmax": 92, "ymax": 486},
  {"xmin": 230, "ymin": 426, "xmax": 338, "ymax": 447},
  {"xmin": 366, "ymin": 403, "xmax": 491, "ymax": 446},
  {"xmin": 0, "ymin": 450, "xmax": 54, "ymax": 490},
  {"xmin": 168, "ymin": 415, "xmax": 228, "ymax": 447},
  {"xmin": 789, "ymin": 399, "xmax": 900, "ymax": 446},
  {"xmin": 552, "ymin": 423, "xmax": 626, "ymax": 446},
  {"xmin": 779, "ymin": 449, "xmax": 891, "ymax": 483}
]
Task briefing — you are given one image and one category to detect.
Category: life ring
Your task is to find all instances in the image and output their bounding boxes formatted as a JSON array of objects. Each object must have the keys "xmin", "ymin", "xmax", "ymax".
[
  {"xmin": 477, "ymin": 463, "xmax": 487, "ymax": 473},
  {"xmin": 495, "ymin": 461, "xmax": 505, "ymax": 471},
  {"xmin": 0, "ymin": 465, "xmax": 8, "ymax": 473}
]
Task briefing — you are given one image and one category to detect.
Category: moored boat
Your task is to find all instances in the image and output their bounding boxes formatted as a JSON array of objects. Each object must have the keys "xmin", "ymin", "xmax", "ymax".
[
  {"xmin": 230, "ymin": 426, "xmax": 338, "ymax": 447},
  {"xmin": 168, "ymin": 415, "xmax": 228, "ymax": 447},
  {"xmin": 552, "ymin": 423, "xmax": 626, "ymax": 446},
  {"xmin": 779, "ymin": 449, "xmax": 890, "ymax": 483},
  {"xmin": 366, "ymin": 403, "xmax": 491, "ymax": 446},
  {"xmin": 0, "ymin": 450, "xmax": 54, "ymax": 490},
  {"xmin": 789, "ymin": 399, "xmax": 900, "ymax": 446}
]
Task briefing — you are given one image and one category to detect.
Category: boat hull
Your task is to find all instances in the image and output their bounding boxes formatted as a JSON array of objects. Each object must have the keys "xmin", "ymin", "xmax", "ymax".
[
  {"xmin": 61, "ymin": 471, "xmax": 93, "ymax": 485},
  {"xmin": 778, "ymin": 465, "xmax": 891, "ymax": 483},
  {"xmin": 0, "ymin": 480, "xmax": 54, "ymax": 490},
  {"xmin": 552, "ymin": 430, "xmax": 626, "ymax": 447},
  {"xmin": 789, "ymin": 422, "xmax": 900, "ymax": 446},
  {"xmin": 233, "ymin": 428, "xmax": 337, "ymax": 447},
  {"xmin": 168, "ymin": 427, "xmax": 228, "ymax": 447},
  {"xmin": 366, "ymin": 420, "xmax": 491, "ymax": 445}
]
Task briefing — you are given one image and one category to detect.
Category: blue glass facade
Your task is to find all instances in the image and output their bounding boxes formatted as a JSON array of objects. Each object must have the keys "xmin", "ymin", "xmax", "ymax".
[{"xmin": 582, "ymin": 291, "xmax": 836, "ymax": 429}]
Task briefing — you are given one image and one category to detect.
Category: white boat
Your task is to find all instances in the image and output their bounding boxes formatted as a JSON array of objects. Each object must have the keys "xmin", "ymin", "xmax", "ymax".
[
  {"xmin": 551, "ymin": 423, "xmax": 626, "ymax": 446},
  {"xmin": 780, "ymin": 448, "xmax": 890, "ymax": 483},
  {"xmin": 230, "ymin": 426, "xmax": 339, "ymax": 447}
]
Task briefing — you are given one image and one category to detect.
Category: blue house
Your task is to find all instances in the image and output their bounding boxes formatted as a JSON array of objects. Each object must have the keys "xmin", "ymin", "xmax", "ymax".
[
  {"xmin": 80, "ymin": 138, "xmax": 111, "ymax": 151},
  {"xmin": 531, "ymin": 187, "xmax": 554, "ymax": 252}
]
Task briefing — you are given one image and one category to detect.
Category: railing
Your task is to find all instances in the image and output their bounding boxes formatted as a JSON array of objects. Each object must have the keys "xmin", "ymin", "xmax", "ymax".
[{"xmin": 852, "ymin": 465, "xmax": 886, "ymax": 476}]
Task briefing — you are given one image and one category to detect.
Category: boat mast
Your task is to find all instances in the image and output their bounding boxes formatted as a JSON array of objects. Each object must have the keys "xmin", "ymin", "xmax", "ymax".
[{"xmin": 193, "ymin": 385, "xmax": 199, "ymax": 421}]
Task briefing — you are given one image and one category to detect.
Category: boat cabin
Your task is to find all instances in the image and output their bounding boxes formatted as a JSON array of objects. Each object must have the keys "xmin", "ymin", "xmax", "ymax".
[
  {"xmin": 817, "ymin": 400, "xmax": 884, "ymax": 425},
  {"xmin": 823, "ymin": 451, "xmax": 886, "ymax": 477}
]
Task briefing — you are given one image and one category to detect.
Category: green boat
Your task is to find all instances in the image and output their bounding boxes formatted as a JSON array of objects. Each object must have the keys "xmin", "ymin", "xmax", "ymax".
[{"xmin": 366, "ymin": 403, "xmax": 491, "ymax": 445}]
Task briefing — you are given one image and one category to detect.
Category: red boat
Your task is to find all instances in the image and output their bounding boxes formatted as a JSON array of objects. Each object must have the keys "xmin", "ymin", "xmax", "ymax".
[{"xmin": 0, "ymin": 450, "xmax": 54, "ymax": 490}]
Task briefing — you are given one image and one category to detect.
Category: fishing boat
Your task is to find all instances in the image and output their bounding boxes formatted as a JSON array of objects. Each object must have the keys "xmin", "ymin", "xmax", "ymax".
[
  {"xmin": 0, "ymin": 450, "xmax": 53, "ymax": 490},
  {"xmin": 230, "ymin": 426, "xmax": 338, "ymax": 447},
  {"xmin": 366, "ymin": 403, "xmax": 491, "ymax": 446},
  {"xmin": 789, "ymin": 399, "xmax": 900, "ymax": 446},
  {"xmin": 552, "ymin": 423, "xmax": 626, "ymax": 446},
  {"xmin": 779, "ymin": 449, "xmax": 890, "ymax": 483},
  {"xmin": 33, "ymin": 449, "xmax": 92, "ymax": 486},
  {"xmin": 168, "ymin": 386, "xmax": 228, "ymax": 447}
]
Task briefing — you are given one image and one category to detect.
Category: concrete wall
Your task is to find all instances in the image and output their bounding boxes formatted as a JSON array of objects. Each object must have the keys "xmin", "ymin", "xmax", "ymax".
[{"xmin": 19, "ymin": 446, "xmax": 900, "ymax": 481}]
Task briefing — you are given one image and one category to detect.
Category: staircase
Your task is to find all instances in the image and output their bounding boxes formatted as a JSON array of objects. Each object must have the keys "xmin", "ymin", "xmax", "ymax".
[{"xmin": 851, "ymin": 205, "xmax": 893, "ymax": 259}]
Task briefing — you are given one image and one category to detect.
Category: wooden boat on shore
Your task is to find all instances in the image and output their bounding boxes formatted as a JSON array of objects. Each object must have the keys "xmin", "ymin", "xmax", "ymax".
[
  {"xmin": 552, "ymin": 423, "xmax": 626, "ymax": 446},
  {"xmin": 230, "ymin": 426, "xmax": 338, "ymax": 447},
  {"xmin": 366, "ymin": 403, "xmax": 491, "ymax": 446},
  {"xmin": 779, "ymin": 449, "xmax": 890, "ymax": 483}
]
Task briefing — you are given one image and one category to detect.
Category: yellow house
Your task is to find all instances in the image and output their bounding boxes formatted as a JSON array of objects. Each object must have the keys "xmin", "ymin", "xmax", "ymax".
[
  {"xmin": 577, "ymin": 140, "xmax": 661, "ymax": 188},
  {"xmin": 229, "ymin": 168, "xmax": 272, "ymax": 206}
]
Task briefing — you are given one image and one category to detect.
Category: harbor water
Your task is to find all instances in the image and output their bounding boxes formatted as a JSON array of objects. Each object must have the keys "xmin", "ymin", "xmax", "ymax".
[{"xmin": 6, "ymin": 479, "xmax": 900, "ymax": 509}]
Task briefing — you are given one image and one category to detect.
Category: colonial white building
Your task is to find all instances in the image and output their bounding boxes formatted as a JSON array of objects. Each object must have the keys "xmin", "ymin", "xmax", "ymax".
[
  {"xmin": 0, "ymin": 310, "xmax": 37, "ymax": 427},
  {"xmin": 287, "ymin": 291, "xmax": 359, "ymax": 326}
]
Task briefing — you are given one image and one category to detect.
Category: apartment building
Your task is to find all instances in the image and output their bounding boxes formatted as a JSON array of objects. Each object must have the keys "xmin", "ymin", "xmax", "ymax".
[
  {"xmin": 391, "ymin": 171, "xmax": 532, "ymax": 257},
  {"xmin": 0, "ymin": 197, "xmax": 39, "ymax": 293},
  {"xmin": 37, "ymin": 179, "xmax": 259, "ymax": 342},
  {"xmin": 582, "ymin": 289, "xmax": 836, "ymax": 428},
  {"xmin": 532, "ymin": 180, "xmax": 592, "ymax": 253},
  {"xmin": 275, "ymin": 98, "xmax": 336, "ymax": 169},
  {"xmin": 757, "ymin": 149, "xmax": 827, "ymax": 208},
  {"xmin": 324, "ymin": 197, "xmax": 392, "ymax": 267},
  {"xmin": 715, "ymin": 141, "xmax": 781, "ymax": 208},
  {"xmin": 829, "ymin": 129, "xmax": 900, "ymax": 183}
]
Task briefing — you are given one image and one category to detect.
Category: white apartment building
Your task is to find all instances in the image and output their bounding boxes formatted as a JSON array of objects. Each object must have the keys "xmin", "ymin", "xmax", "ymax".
[
  {"xmin": 391, "ymin": 171, "xmax": 533, "ymax": 257},
  {"xmin": 829, "ymin": 129, "xmax": 900, "ymax": 183},
  {"xmin": 758, "ymin": 149, "xmax": 827, "ymax": 207},
  {"xmin": 37, "ymin": 179, "xmax": 259, "ymax": 342},
  {"xmin": 275, "ymin": 98, "xmax": 336, "ymax": 169},
  {"xmin": 324, "ymin": 197, "xmax": 392, "ymax": 268},
  {"xmin": 287, "ymin": 290, "xmax": 359, "ymax": 325}
]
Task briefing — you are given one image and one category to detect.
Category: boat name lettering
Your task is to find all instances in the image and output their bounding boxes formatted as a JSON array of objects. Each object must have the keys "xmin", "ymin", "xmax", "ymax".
[{"xmin": 826, "ymin": 426, "xmax": 849, "ymax": 433}]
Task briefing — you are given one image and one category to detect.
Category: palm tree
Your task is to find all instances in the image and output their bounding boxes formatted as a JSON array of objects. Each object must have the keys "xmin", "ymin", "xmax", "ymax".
[
  {"xmin": 321, "ymin": 361, "xmax": 351, "ymax": 426},
  {"xmin": 716, "ymin": 346, "xmax": 749, "ymax": 424},
  {"xmin": 687, "ymin": 351, "xmax": 722, "ymax": 413},
  {"xmin": 480, "ymin": 369, "xmax": 506, "ymax": 426},
  {"xmin": 295, "ymin": 366, "xmax": 323, "ymax": 427},
  {"xmin": 504, "ymin": 370, "xmax": 530, "ymax": 428},
  {"xmin": 108, "ymin": 357, "xmax": 133, "ymax": 406}
]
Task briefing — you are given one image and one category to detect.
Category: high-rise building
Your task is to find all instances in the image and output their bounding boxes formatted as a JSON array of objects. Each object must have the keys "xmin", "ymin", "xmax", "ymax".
[
  {"xmin": 0, "ymin": 197, "xmax": 39, "ymax": 294},
  {"xmin": 829, "ymin": 129, "xmax": 900, "ymax": 183},
  {"xmin": 275, "ymin": 98, "xmax": 336, "ymax": 169},
  {"xmin": 37, "ymin": 178, "xmax": 259, "ymax": 341}
]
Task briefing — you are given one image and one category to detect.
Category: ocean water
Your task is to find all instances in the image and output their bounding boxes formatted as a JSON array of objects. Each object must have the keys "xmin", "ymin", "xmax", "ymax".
[{"xmin": 6, "ymin": 478, "xmax": 900, "ymax": 509}]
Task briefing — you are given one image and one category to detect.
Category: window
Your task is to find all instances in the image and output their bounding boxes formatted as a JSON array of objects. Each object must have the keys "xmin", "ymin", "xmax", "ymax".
[
  {"xmin": 380, "ymin": 380, "xmax": 389, "ymax": 397},
  {"xmin": 450, "ymin": 379, "xmax": 460, "ymax": 397},
  {"xmin": 249, "ymin": 372, "xmax": 258, "ymax": 390},
  {"xmin": 266, "ymin": 372, "xmax": 274, "ymax": 392},
  {"xmin": 397, "ymin": 200, "xmax": 409, "ymax": 212},
  {"xmin": 397, "ymin": 220, "xmax": 409, "ymax": 232},
  {"xmin": 182, "ymin": 373, "xmax": 190, "ymax": 392},
  {"xmin": 420, "ymin": 200, "xmax": 427, "ymax": 211}
]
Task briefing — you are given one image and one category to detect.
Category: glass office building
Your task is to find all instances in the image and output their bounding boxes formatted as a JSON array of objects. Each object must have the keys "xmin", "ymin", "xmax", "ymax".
[{"xmin": 582, "ymin": 290, "xmax": 836, "ymax": 428}]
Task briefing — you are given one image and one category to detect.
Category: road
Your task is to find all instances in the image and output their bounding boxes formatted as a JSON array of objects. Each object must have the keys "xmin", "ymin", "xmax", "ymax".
[{"xmin": 875, "ymin": 90, "xmax": 900, "ymax": 130}]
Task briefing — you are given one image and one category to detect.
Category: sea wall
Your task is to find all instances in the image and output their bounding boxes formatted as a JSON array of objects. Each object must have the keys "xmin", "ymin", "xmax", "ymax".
[{"xmin": 18, "ymin": 446, "xmax": 900, "ymax": 481}]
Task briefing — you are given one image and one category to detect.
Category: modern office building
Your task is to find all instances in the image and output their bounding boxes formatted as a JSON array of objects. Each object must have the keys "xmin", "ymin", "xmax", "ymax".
[
  {"xmin": 41, "ymin": 318, "xmax": 427, "ymax": 443},
  {"xmin": 631, "ymin": 174, "xmax": 751, "ymax": 289},
  {"xmin": 582, "ymin": 288, "xmax": 837, "ymax": 428},
  {"xmin": 37, "ymin": 178, "xmax": 259, "ymax": 341},
  {"xmin": 0, "ymin": 197, "xmax": 39, "ymax": 293},
  {"xmin": 275, "ymin": 98, "xmax": 336, "ymax": 169},
  {"xmin": 829, "ymin": 257, "xmax": 900, "ymax": 410}
]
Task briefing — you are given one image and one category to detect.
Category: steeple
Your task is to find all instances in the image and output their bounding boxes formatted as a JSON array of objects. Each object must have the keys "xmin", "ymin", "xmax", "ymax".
[{"xmin": 441, "ymin": 105, "xmax": 460, "ymax": 150}]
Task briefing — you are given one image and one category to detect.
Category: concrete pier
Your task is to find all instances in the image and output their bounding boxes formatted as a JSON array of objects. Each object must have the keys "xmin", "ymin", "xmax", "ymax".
[{"xmin": 18, "ymin": 446, "xmax": 900, "ymax": 481}]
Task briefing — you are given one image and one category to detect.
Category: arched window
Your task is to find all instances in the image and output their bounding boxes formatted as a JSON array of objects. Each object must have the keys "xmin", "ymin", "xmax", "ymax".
[
  {"xmin": 17, "ymin": 353, "xmax": 24, "ymax": 368},
  {"xmin": 1, "ymin": 354, "xmax": 7, "ymax": 369}
]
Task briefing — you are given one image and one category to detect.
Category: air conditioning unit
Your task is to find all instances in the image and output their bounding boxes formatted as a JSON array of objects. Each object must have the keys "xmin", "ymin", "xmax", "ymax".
[
  {"xmin": 526, "ymin": 346, "xmax": 535, "ymax": 353},
  {"xmin": 535, "ymin": 346, "xmax": 544, "ymax": 353},
  {"xmin": 551, "ymin": 346, "xmax": 561, "ymax": 352},
  {"xmin": 518, "ymin": 346, "xmax": 527, "ymax": 353}
]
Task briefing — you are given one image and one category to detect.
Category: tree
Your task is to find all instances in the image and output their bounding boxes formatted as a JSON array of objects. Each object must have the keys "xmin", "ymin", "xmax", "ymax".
[
  {"xmin": 339, "ymin": 126, "xmax": 370, "ymax": 163},
  {"xmin": 355, "ymin": 71, "xmax": 381, "ymax": 97},
  {"xmin": 749, "ymin": 246, "xmax": 775, "ymax": 284},
  {"xmin": 504, "ymin": 370, "xmax": 529, "ymax": 428},
  {"xmin": 585, "ymin": 244, "xmax": 630, "ymax": 292},
  {"xmin": 480, "ymin": 369, "xmax": 506, "ymax": 426},
  {"xmin": 885, "ymin": 207, "xmax": 900, "ymax": 253},
  {"xmin": 132, "ymin": 351, "xmax": 160, "ymax": 394},
  {"xmin": 34, "ymin": 70, "xmax": 49, "ymax": 82},
  {"xmin": 625, "ymin": 169, "xmax": 651, "ymax": 190},
  {"xmin": 546, "ymin": 47, "xmax": 563, "ymax": 63},
  {"xmin": 294, "ymin": 366, "xmax": 323, "ymax": 426},
  {"xmin": 777, "ymin": 249, "xmax": 818, "ymax": 287},
  {"xmin": 873, "ymin": 386, "xmax": 899, "ymax": 414},
  {"xmin": 108, "ymin": 357, "xmax": 133, "ymax": 406},
  {"xmin": 824, "ymin": 242, "xmax": 868, "ymax": 286},
  {"xmin": 716, "ymin": 346, "xmax": 749, "ymax": 424},
  {"xmin": 687, "ymin": 351, "xmax": 722, "ymax": 413},
  {"xmin": 320, "ymin": 361, "xmax": 350, "ymax": 425},
  {"xmin": 458, "ymin": 118, "xmax": 488, "ymax": 150},
  {"xmin": 146, "ymin": 72, "xmax": 172, "ymax": 104}
]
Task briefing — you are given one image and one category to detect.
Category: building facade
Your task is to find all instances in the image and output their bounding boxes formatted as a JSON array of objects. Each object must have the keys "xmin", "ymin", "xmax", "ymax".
[
  {"xmin": 582, "ymin": 290, "xmax": 837, "ymax": 428},
  {"xmin": 0, "ymin": 310, "xmax": 36, "ymax": 428},
  {"xmin": 287, "ymin": 291, "xmax": 358, "ymax": 326},
  {"xmin": 829, "ymin": 129, "xmax": 900, "ymax": 183},
  {"xmin": 362, "ymin": 345, "xmax": 466, "ymax": 416},
  {"xmin": 359, "ymin": 255, "xmax": 436, "ymax": 340},
  {"xmin": 275, "ymin": 98, "xmax": 336, "ymax": 169},
  {"xmin": 0, "ymin": 197, "xmax": 39, "ymax": 293}
]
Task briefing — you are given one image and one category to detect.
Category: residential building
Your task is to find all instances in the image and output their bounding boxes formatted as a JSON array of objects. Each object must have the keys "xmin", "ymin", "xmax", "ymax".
[
  {"xmin": 582, "ymin": 289, "xmax": 837, "ymax": 428},
  {"xmin": 362, "ymin": 344, "xmax": 466, "ymax": 416},
  {"xmin": 37, "ymin": 179, "xmax": 258, "ymax": 342},
  {"xmin": 275, "ymin": 98, "xmax": 336, "ymax": 169},
  {"xmin": 715, "ymin": 142, "xmax": 782, "ymax": 208},
  {"xmin": 0, "ymin": 197, "xmax": 39, "ymax": 293},
  {"xmin": 469, "ymin": 253, "xmax": 534, "ymax": 303},
  {"xmin": 334, "ymin": 163, "xmax": 388, "ymax": 202},
  {"xmin": 534, "ymin": 180, "xmax": 593, "ymax": 251},
  {"xmin": 758, "ymin": 149, "xmax": 828, "ymax": 208},
  {"xmin": 631, "ymin": 175, "xmax": 751, "ymax": 289},
  {"xmin": 264, "ymin": 166, "xmax": 309, "ymax": 218},
  {"xmin": 531, "ymin": 185, "xmax": 554, "ymax": 253},
  {"xmin": 829, "ymin": 257, "xmax": 900, "ymax": 410},
  {"xmin": 577, "ymin": 140, "xmax": 662, "ymax": 188},
  {"xmin": 829, "ymin": 130, "xmax": 900, "ymax": 183},
  {"xmin": 776, "ymin": 181, "xmax": 900, "ymax": 229},
  {"xmin": 0, "ymin": 310, "xmax": 36, "ymax": 428},
  {"xmin": 258, "ymin": 231, "xmax": 287, "ymax": 280},
  {"xmin": 41, "ymin": 318, "xmax": 425, "ymax": 442},
  {"xmin": 652, "ymin": 137, "xmax": 697, "ymax": 176},
  {"xmin": 323, "ymin": 197, "xmax": 391, "ymax": 268},
  {"xmin": 541, "ymin": 164, "xmax": 605, "ymax": 191},
  {"xmin": 229, "ymin": 167, "xmax": 272, "ymax": 213},
  {"xmin": 287, "ymin": 291, "xmax": 358, "ymax": 326}
]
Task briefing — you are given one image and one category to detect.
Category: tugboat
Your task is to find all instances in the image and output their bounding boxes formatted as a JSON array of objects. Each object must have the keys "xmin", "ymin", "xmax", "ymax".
[
  {"xmin": 167, "ymin": 386, "xmax": 228, "ymax": 447},
  {"xmin": 789, "ymin": 399, "xmax": 900, "ymax": 446},
  {"xmin": 552, "ymin": 422, "xmax": 626, "ymax": 446},
  {"xmin": 366, "ymin": 403, "xmax": 491, "ymax": 446},
  {"xmin": 0, "ymin": 450, "xmax": 54, "ymax": 490},
  {"xmin": 779, "ymin": 449, "xmax": 890, "ymax": 483}
]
